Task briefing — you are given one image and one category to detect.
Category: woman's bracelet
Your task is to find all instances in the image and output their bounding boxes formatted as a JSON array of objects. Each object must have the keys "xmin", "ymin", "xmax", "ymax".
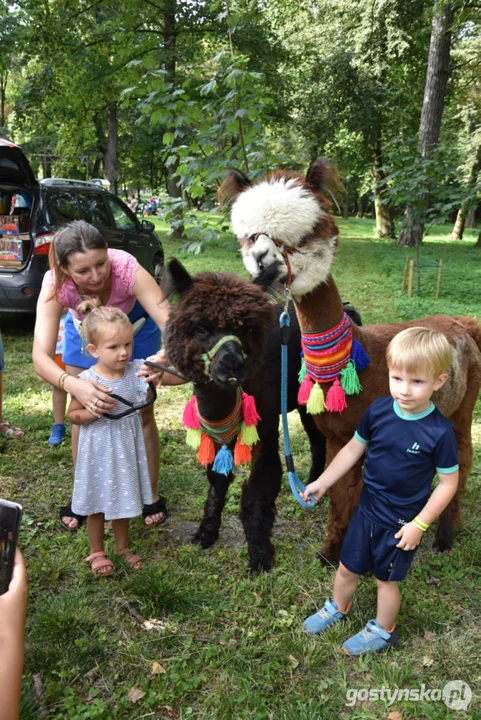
[
  {"xmin": 412, "ymin": 516, "xmax": 430, "ymax": 532},
  {"xmin": 58, "ymin": 371, "xmax": 71, "ymax": 391}
]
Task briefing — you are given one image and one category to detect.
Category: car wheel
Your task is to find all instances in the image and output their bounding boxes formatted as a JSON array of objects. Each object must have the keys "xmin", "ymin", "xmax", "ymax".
[{"xmin": 152, "ymin": 254, "xmax": 164, "ymax": 285}]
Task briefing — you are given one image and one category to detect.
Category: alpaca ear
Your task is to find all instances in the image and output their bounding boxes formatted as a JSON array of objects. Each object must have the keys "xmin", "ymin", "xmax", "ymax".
[
  {"xmin": 218, "ymin": 170, "xmax": 253, "ymax": 207},
  {"xmin": 305, "ymin": 157, "xmax": 345, "ymax": 210},
  {"xmin": 162, "ymin": 258, "xmax": 194, "ymax": 299}
]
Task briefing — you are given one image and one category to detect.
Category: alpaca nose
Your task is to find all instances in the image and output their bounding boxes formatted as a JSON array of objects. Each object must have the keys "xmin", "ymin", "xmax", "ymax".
[{"xmin": 213, "ymin": 342, "xmax": 246, "ymax": 385}]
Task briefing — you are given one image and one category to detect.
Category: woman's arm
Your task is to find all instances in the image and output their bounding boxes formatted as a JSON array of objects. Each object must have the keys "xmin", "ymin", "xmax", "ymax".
[
  {"xmin": 0, "ymin": 550, "xmax": 28, "ymax": 720},
  {"xmin": 132, "ymin": 265, "xmax": 171, "ymax": 332},
  {"xmin": 32, "ymin": 285, "xmax": 114, "ymax": 413}
]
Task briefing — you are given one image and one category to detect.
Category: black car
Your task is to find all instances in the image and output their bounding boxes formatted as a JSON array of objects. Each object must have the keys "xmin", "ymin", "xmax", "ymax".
[{"xmin": 0, "ymin": 139, "xmax": 164, "ymax": 314}]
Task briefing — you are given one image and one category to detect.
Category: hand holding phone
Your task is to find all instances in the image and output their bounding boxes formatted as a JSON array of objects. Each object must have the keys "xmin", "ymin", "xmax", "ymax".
[{"xmin": 0, "ymin": 499, "xmax": 22, "ymax": 595}]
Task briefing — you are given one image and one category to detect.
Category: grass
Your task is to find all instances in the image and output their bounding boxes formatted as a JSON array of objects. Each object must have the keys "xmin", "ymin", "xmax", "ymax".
[{"xmin": 1, "ymin": 216, "xmax": 480, "ymax": 719}]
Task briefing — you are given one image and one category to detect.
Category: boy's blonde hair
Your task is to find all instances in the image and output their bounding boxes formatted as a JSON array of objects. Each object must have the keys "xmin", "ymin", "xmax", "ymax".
[
  {"xmin": 386, "ymin": 327, "xmax": 452, "ymax": 377},
  {"xmin": 77, "ymin": 299, "xmax": 131, "ymax": 346}
]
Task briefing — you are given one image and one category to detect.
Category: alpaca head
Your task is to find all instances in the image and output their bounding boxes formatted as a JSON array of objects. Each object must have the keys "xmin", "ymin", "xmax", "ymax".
[
  {"xmin": 218, "ymin": 159, "xmax": 341, "ymax": 298},
  {"xmin": 162, "ymin": 259, "xmax": 273, "ymax": 389}
]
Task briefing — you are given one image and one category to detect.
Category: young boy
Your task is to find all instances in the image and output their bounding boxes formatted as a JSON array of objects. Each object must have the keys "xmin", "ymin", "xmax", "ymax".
[{"xmin": 300, "ymin": 327, "xmax": 459, "ymax": 656}]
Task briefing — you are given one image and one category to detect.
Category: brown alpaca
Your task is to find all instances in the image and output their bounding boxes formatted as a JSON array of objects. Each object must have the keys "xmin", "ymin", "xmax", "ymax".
[{"xmin": 219, "ymin": 159, "xmax": 481, "ymax": 564}]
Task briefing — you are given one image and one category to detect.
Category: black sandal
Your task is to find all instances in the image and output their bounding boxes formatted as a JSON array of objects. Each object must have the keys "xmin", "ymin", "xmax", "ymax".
[
  {"xmin": 142, "ymin": 495, "xmax": 168, "ymax": 526},
  {"xmin": 59, "ymin": 503, "xmax": 86, "ymax": 531}
]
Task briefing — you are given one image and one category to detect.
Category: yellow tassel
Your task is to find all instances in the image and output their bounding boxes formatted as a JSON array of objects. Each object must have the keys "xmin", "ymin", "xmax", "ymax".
[
  {"xmin": 240, "ymin": 422, "xmax": 259, "ymax": 447},
  {"xmin": 306, "ymin": 382, "xmax": 325, "ymax": 414},
  {"xmin": 186, "ymin": 428, "xmax": 201, "ymax": 449}
]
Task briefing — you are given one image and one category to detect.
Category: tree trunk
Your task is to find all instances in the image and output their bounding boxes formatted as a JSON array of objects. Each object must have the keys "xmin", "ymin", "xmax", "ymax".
[
  {"xmin": 466, "ymin": 208, "xmax": 476, "ymax": 228},
  {"xmin": 104, "ymin": 103, "xmax": 118, "ymax": 194},
  {"xmin": 398, "ymin": 2, "xmax": 454, "ymax": 247},
  {"xmin": 342, "ymin": 181, "xmax": 349, "ymax": 218},
  {"xmin": 0, "ymin": 70, "xmax": 7, "ymax": 129},
  {"xmin": 451, "ymin": 206, "xmax": 466, "ymax": 240},
  {"xmin": 475, "ymin": 230, "xmax": 481, "ymax": 247}
]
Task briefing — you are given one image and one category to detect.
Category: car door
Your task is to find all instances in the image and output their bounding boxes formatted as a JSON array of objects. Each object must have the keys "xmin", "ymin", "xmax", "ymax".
[
  {"xmin": 103, "ymin": 194, "xmax": 151, "ymax": 269},
  {"xmin": 77, "ymin": 191, "xmax": 121, "ymax": 249}
]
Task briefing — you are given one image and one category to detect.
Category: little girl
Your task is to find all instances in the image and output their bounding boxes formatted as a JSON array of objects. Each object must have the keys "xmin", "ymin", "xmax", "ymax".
[{"xmin": 68, "ymin": 300, "xmax": 153, "ymax": 576}]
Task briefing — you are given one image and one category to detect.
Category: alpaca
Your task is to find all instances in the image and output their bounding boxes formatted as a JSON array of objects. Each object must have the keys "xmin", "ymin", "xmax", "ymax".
[
  {"xmin": 162, "ymin": 259, "xmax": 328, "ymax": 571},
  {"xmin": 219, "ymin": 159, "xmax": 481, "ymax": 564}
]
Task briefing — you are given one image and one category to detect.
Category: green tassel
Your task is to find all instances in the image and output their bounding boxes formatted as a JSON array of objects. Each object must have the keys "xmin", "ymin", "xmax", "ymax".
[
  {"xmin": 306, "ymin": 382, "xmax": 325, "ymax": 414},
  {"xmin": 186, "ymin": 427, "xmax": 202, "ymax": 449},
  {"xmin": 240, "ymin": 421, "xmax": 259, "ymax": 447},
  {"xmin": 298, "ymin": 356, "xmax": 307, "ymax": 383},
  {"xmin": 340, "ymin": 360, "xmax": 362, "ymax": 395}
]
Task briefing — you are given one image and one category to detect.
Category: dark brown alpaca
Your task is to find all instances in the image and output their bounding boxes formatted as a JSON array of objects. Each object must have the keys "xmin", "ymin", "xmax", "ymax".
[
  {"xmin": 220, "ymin": 159, "xmax": 481, "ymax": 564},
  {"xmin": 162, "ymin": 259, "xmax": 327, "ymax": 571}
]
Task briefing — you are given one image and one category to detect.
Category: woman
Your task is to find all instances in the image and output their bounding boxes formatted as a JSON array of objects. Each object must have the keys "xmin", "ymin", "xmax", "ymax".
[{"xmin": 33, "ymin": 220, "xmax": 171, "ymax": 530}]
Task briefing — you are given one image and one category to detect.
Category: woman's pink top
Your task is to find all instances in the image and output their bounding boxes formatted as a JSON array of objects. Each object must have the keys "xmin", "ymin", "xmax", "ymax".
[{"xmin": 44, "ymin": 249, "xmax": 140, "ymax": 319}]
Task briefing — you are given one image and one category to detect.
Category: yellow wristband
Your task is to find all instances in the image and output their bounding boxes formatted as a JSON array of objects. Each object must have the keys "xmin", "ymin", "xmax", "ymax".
[{"xmin": 412, "ymin": 516, "xmax": 429, "ymax": 532}]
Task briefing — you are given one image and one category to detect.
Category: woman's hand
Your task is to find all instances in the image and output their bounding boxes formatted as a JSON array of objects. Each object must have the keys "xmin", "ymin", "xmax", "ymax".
[
  {"xmin": 65, "ymin": 375, "xmax": 114, "ymax": 418},
  {"xmin": 0, "ymin": 549, "xmax": 27, "ymax": 642}
]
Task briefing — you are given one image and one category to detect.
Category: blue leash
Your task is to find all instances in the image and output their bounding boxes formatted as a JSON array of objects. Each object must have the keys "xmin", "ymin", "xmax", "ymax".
[{"xmin": 280, "ymin": 309, "xmax": 316, "ymax": 509}]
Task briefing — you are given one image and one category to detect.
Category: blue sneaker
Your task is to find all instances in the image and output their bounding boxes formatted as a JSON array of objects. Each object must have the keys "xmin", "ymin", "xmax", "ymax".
[
  {"xmin": 303, "ymin": 598, "xmax": 349, "ymax": 635},
  {"xmin": 342, "ymin": 619, "xmax": 398, "ymax": 655},
  {"xmin": 48, "ymin": 423, "xmax": 66, "ymax": 446}
]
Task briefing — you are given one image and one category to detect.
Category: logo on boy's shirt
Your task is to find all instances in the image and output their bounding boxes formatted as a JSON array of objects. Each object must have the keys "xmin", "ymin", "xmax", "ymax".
[{"xmin": 406, "ymin": 442, "xmax": 421, "ymax": 455}]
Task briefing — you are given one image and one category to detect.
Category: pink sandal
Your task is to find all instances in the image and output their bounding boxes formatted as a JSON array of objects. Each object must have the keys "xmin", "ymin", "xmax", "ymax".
[
  {"xmin": 0, "ymin": 420, "xmax": 24, "ymax": 439},
  {"xmin": 86, "ymin": 551, "xmax": 115, "ymax": 576},
  {"xmin": 116, "ymin": 548, "xmax": 143, "ymax": 570}
]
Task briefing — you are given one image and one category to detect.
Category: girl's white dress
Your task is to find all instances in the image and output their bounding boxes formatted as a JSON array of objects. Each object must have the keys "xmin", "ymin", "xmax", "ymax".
[{"xmin": 72, "ymin": 360, "xmax": 153, "ymax": 520}]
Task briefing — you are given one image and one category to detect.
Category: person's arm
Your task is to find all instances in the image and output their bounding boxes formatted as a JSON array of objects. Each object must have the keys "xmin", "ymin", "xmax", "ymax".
[
  {"xmin": 67, "ymin": 395, "xmax": 99, "ymax": 425},
  {"xmin": 395, "ymin": 470, "xmax": 459, "ymax": 551},
  {"xmin": 300, "ymin": 436, "xmax": 367, "ymax": 502},
  {"xmin": 33, "ymin": 285, "xmax": 114, "ymax": 414},
  {"xmin": 131, "ymin": 265, "xmax": 171, "ymax": 332},
  {"xmin": 0, "ymin": 549, "xmax": 28, "ymax": 720}
]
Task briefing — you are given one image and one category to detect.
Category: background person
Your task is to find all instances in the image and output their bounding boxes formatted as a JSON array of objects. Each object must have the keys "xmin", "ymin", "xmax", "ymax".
[
  {"xmin": 48, "ymin": 308, "xmax": 68, "ymax": 446},
  {"xmin": 301, "ymin": 327, "xmax": 459, "ymax": 656},
  {"xmin": 32, "ymin": 220, "xmax": 170, "ymax": 529}
]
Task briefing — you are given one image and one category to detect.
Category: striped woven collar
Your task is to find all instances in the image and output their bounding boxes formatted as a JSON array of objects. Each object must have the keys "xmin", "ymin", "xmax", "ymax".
[
  {"xmin": 301, "ymin": 312, "xmax": 352, "ymax": 383},
  {"xmin": 197, "ymin": 388, "xmax": 243, "ymax": 444}
]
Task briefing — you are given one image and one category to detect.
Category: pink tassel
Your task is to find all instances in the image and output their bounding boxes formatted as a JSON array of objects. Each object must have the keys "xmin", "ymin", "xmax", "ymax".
[
  {"xmin": 298, "ymin": 376, "xmax": 314, "ymax": 405},
  {"xmin": 183, "ymin": 396, "xmax": 200, "ymax": 429},
  {"xmin": 325, "ymin": 378, "xmax": 347, "ymax": 413},
  {"xmin": 241, "ymin": 392, "xmax": 261, "ymax": 425}
]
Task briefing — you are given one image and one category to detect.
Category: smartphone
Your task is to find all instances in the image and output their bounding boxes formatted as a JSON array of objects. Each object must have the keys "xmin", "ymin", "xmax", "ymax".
[{"xmin": 0, "ymin": 499, "xmax": 22, "ymax": 595}]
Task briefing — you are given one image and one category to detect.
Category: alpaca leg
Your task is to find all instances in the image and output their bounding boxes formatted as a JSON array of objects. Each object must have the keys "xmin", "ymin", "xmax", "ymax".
[
  {"xmin": 433, "ymin": 409, "xmax": 473, "ymax": 553},
  {"xmin": 298, "ymin": 406, "xmax": 327, "ymax": 483},
  {"xmin": 240, "ymin": 443, "xmax": 282, "ymax": 573},
  {"xmin": 192, "ymin": 469, "xmax": 232, "ymax": 549}
]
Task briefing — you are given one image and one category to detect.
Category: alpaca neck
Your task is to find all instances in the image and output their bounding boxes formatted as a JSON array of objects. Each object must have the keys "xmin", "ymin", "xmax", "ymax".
[
  {"xmin": 194, "ymin": 383, "xmax": 239, "ymax": 422},
  {"xmin": 293, "ymin": 275, "xmax": 344, "ymax": 332}
]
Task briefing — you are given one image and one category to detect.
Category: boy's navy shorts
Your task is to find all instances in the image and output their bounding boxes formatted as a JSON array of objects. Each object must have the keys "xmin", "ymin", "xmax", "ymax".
[{"xmin": 340, "ymin": 506, "xmax": 417, "ymax": 581}]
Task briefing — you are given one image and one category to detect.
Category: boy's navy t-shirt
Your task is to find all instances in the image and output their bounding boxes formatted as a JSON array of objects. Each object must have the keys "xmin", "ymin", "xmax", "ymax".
[{"xmin": 354, "ymin": 397, "xmax": 458, "ymax": 530}]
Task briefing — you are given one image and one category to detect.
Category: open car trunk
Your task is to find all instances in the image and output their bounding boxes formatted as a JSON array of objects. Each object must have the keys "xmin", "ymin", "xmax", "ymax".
[{"xmin": 0, "ymin": 186, "xmax": 34, "ymax": 270}]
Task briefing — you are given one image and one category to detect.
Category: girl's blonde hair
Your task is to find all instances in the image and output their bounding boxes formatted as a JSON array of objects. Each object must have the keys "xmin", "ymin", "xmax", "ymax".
[
  {"xmin": 386, "ymin": 327, "xmax": 453, "ymax": 377},
  {"xmin": 77, "ymin": 299, "xmax": 131, "ymax": 346}
]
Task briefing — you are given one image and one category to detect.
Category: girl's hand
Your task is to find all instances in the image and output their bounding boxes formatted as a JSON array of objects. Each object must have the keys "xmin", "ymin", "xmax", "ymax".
[
  {"xmin": 66, "ymin": 376, "xmax": 114, "ymax": 418},
  {"xmin": 394, "ymin": 523, "xmax": 423, "ymax": 551}
]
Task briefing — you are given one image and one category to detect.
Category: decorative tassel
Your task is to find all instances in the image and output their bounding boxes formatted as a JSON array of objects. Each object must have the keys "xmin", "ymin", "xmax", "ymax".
[
  {"xmin": 325, "ymin": 378, "xmax": 347, "ymax": 413},
  {"xmin": 340, "ymin": 360, "xmax": 362, "ymax": 395},
  {"xmin": 240, "ymin": 421, "xmax": 259, "ymax": 447},
  {"xmin": 197, "ymin": 433, "xmax": 215, "ymax": 465},
  {"xmin": 234, "ymin": 436, "xmax": 252, "ymax": 464},
  {"xmin": 186, "ymin": 427, "xmax": 201, "ymax": 449},
  {"xmin": 212, "ymin": 444, "xmax": 234, "ymax": 475},
  {"xmin": 351, "ymin": 338, "xmax": 371, "ymax": 371},
  {"xmin": 306, "ymin": 382, "xmax": 325, "ymax": 414},
  {"xmin": 183, "ymin": 396, "xmax": 200, "ymax": 429},
  {"xmin": 298, "ymin": 356, "xmax": 307, "ymax": 383},
  {"xmin": 298, "ymin": 376, "xmax": 314, "ymax": 405},
  {"xmin": 241, "ymin": 392, "xmax": 261, "ymax": 425}
]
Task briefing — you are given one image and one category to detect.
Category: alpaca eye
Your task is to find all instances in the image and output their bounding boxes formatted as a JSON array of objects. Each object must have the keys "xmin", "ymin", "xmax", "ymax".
[{"xmin": 194, "ymin": 326, "xmax": 209, "ymax": 340}]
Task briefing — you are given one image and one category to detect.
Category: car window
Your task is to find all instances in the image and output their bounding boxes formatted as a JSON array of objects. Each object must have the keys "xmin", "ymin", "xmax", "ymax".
[
  {"xmin": 78, "ymin": 193, "xmax": 111, "ymax": 227},
  {"xmin": 104, "ymin": 196, "xmax": 136, "ymax": 230},
  {"xmin": 46, "ymin": 191, "xmax": 78, "ymax": 225}
]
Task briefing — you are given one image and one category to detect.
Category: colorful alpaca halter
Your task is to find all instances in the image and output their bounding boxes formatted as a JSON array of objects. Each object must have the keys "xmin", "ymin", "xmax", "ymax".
[
  {"xmin": 200, "ymin": 335, "xmax": 245, "ymax": 376},
  {"xmin": 182, "ymin": 388, "xmax": 261, "ymax": 475},
  {"xmin": 297, "ymin": 311, "xmax": 371, "ymax": 414}
]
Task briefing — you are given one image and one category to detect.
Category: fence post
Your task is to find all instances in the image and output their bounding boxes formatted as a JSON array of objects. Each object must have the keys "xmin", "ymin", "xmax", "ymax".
[
  {"xmin": 402, "ymin": 256, "xmax": 410, "ymax": 292},
  {"xmin": 408, "ymin": 259, "xmax": 414, "ymax": 298},
  {"xmin": 435, "ymin": 259, "xmax": 443, "ymax": 299}
]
